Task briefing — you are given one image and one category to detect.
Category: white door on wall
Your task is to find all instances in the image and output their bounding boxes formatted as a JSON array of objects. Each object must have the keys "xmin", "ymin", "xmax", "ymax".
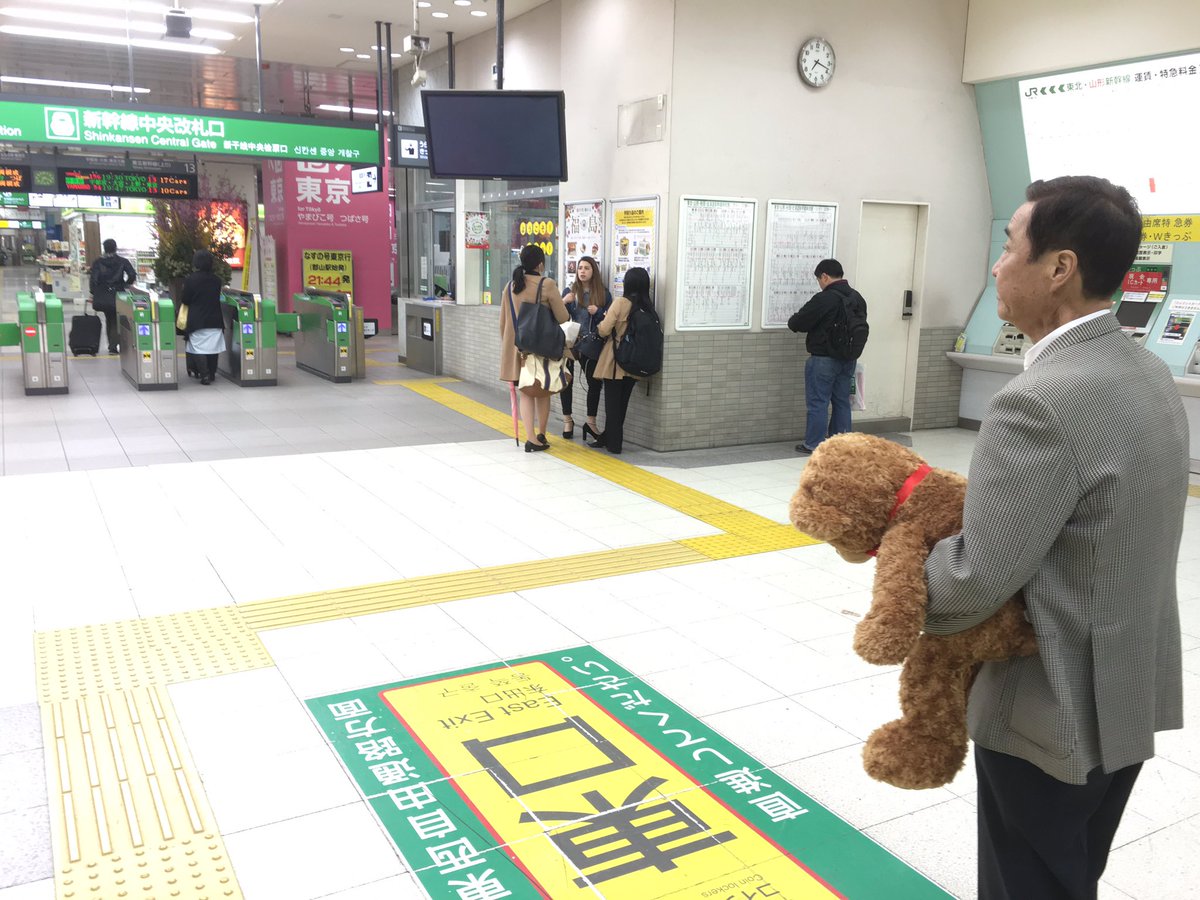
[{"xmin": 855, "ymin": 202, "xmax": 922, "ymax": 422}]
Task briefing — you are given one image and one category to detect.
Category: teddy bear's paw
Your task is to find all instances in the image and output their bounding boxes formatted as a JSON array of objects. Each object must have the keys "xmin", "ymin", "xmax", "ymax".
[
  {"xmin": 863, "ymin": 720, "xmax": 967, "ymax": 790},
  {"xmin": 853, "ymin": 619, "xmax": 917, "ymax": 665}
]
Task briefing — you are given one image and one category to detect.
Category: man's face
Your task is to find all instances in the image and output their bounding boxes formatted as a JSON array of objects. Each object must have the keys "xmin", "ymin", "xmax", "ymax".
[{"xmin": 993, "ymin": 202, "xmax": 1056, "ymax": 331}]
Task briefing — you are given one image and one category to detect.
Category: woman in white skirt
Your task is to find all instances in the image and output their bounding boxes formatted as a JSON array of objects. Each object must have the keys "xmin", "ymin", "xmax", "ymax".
[{"xmin": 179, "ymin": 250, "xmax": 227, "ymax": 384}]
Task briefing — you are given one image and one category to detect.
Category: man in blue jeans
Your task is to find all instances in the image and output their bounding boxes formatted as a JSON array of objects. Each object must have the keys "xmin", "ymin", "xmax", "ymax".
[{"xmin": 788, "ymin": 259, "xmax": 868, "ymax": 454}]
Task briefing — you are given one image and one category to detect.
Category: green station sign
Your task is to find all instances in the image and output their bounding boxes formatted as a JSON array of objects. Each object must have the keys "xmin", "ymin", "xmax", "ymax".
[
  {"xmin": 0, "ymin": 191, "xmax": 30, "ymax": 207},
  {"xmin": 0, "ymin": 99, "xmax": 380, "ymax": 165}
]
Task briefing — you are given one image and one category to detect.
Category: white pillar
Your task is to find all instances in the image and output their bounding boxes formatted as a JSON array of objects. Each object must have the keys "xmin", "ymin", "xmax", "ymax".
[{"xmin": 455, "ymin": 179, "xmax": 483, "ymax": 305}]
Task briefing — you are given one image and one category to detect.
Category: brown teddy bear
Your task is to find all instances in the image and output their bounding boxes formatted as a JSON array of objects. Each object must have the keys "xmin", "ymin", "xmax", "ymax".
[{"xmin": 788, "ymin": 432, "xmax": 1038, "ymax": 790}]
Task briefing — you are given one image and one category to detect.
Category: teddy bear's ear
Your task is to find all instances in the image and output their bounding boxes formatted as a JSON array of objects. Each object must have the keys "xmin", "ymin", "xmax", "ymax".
[{"xmin": 788, "ymin": 484, "xmax": 856, "ymax": 540}]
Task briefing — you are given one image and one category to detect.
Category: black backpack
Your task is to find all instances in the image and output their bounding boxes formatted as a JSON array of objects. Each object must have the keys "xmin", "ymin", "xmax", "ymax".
[
  {"xmin": 826, "ymin": 290, "xmax": 869, "ymax": 361},
  {"xmin": 614, "ymin": 301, "xmax": 663, "ymax": 377}
]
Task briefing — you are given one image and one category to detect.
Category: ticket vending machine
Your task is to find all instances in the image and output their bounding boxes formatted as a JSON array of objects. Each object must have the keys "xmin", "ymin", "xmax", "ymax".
[
  {"xmin": 116, "ymin": 288, "xmax": 177, "ymax": 390},
  {"xmin": 291, "ymin": 287, "xmax": 356, "ymax": 383},
  {"xmin": 219, "ymin": 288, "xmax": 279, "ymax": 386},
  {"xmin": 14, "ymin": 290, "xmax": 69, "ymax": 395}
]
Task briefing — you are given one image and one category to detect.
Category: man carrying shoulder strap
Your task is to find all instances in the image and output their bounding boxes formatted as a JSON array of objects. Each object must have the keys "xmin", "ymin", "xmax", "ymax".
[{"xmin": 788, "ymin": 258, "xmax": 868, "ymax": 454}]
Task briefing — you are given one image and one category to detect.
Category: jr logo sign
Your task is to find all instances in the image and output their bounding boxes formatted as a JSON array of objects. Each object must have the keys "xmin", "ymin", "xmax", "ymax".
[{"xmin": 44, "ymin": 108, "xmax": 80, "ymax": 141}]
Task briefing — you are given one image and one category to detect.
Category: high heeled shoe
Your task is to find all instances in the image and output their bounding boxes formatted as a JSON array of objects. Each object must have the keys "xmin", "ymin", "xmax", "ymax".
[
  {"xmin": 582, "ymin": 423, "xmax": 603, "ymax": 445},
  {"xmin": 562, "ymin": 416, "xmax": 575, "ymax": 440},
  {"xmin": 524, "ymin": 439, "xmax": 550, "ymax": 453}
]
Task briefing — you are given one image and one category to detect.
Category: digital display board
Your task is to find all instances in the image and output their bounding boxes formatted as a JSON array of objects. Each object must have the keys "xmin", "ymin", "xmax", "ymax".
[
  {"xmin": 57, "ymin": 168, "xmax": 198, "ymax": 199},
  {"xmin": 0, "ymin": 165, "xmax": 32, "ymax": 192},
  {"xmin": 350, "ymin": 165, "xmax": 380, "ymax": 193},
  {"xmin": 393, "ymin": 125, "xmax": 429, "ymax": 169}
]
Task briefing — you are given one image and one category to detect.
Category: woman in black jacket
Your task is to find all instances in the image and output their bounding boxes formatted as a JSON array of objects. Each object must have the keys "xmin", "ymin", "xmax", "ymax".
[{"xmin": 179, "ymin": 250, "xmax": 226, "ymax": 384}]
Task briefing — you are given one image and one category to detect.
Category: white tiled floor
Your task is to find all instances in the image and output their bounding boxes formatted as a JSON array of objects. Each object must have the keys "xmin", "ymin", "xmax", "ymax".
[{"xmin": 1, "ymin": 322, "xmax": 1198, "ymax": 898}]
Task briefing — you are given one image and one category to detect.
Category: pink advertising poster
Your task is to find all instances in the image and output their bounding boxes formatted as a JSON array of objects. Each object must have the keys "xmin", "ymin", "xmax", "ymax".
[{"xmin": 263, "ymin": 160, "xmax": 391, "ymax": 322}]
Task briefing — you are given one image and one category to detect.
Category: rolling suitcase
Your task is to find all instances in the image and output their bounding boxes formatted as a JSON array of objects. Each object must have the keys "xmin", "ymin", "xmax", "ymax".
[{"xmin": 69, "ymin": 303, "xmax": 102, "ymax": 356}]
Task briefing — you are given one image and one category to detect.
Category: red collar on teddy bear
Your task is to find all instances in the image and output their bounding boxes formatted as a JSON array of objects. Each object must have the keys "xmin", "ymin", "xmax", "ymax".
[{"xmin": 866, "ymin": 464, "xmax": 933, "ymax": 558}]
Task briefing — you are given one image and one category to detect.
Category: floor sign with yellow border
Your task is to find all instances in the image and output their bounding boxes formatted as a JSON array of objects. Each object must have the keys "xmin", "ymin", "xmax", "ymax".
[{"xmin": 308, "ymin": 646, "xmax": 952, "ymax": 900}]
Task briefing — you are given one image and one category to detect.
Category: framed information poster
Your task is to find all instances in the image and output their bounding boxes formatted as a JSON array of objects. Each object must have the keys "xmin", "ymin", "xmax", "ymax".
[
  {"xmin": 676, "ymin": 195, "xmax": 757, "ymax": 331},
  {"xmin": 561, "ymin": 199, "xmax": 605, "ymax": 286},
  {"xmin": 762, "ymin": 200, "xmax": 838, "ymax": 328},
  {"xmin": 609, "ymin": 195, "xmax": 659, "ymax": 300}
]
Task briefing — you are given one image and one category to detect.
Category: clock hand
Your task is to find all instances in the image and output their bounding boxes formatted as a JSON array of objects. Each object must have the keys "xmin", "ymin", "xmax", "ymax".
[{"xmin": 813, "ymin": 60, "xmax": 828, "ymax": 72}]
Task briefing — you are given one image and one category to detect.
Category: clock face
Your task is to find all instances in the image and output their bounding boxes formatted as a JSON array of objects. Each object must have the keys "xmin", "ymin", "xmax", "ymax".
[{"xmin": 798, "ymin": 37, "xmax": 836, "ymax": 87}]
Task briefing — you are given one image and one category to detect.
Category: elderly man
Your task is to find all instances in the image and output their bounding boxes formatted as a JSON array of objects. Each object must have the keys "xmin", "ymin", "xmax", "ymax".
[{"xmin": 925, "ymin": 176, "xmax": 1189, "ymax": 899}]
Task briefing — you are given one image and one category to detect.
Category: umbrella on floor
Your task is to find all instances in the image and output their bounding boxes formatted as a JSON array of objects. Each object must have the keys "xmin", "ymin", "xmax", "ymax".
[{"xmin": 509, "ymin": 382, "xmax": 521, "ymax": 446}]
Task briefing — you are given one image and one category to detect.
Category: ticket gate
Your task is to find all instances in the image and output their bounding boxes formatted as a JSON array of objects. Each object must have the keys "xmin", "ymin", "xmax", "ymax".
[
  {"xmin": 291, "ymin": 287, "xmax": 358, "ymax": 383},
  {"xmin": 116, "ymin": 288, "xmax": 177, "ymax": 390},
  {"xmin": 219, "ymin": 288, "xmax": 279, "ymax": 386},
  {"xmin": 14, "ymin": 290, "xmax": 69, "ymax": 395}
]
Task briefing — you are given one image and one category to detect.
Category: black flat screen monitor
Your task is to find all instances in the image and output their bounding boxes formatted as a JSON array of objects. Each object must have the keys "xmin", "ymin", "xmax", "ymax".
[
  {"xmin": 1115, "ymin": 300, "xmax": 1157, "ymax": 331},
  {"xmin": 421, "ymin": 90, "xmax": 567, "ymax": 181}
]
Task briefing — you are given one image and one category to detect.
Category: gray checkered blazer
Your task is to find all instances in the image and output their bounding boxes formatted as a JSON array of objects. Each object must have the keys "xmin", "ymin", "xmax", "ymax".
[{"xmin": 925, "ymin": 313, "xmax": 1188, "ymax": 784}]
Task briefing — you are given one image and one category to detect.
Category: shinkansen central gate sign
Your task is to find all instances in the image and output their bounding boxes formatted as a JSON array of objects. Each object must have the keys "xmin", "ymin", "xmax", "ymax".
[{"xmin": 0, "ymin": 99, "xmax": 380, "ymax": 165}]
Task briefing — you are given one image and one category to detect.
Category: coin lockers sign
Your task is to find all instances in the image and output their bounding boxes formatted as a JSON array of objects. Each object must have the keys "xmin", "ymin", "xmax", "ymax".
[{"xmin": 309, "ymin": 646, "xmax": 950, "ymax": 900}]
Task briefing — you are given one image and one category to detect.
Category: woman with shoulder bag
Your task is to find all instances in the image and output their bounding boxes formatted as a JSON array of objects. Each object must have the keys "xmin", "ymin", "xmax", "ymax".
[
  {"xmin": 498, "ymin": 243, "xmax": 569, "ymax": 452},
  {"xmin": 179, "ymin": 250, "xmax": 226, "ymax": 385},
  {"xmin": 592, "ymin": 266, "xmax": 652, "ymax": 455},
  {"xmin": 560, "ymin": 255, "xmax": 611, "ymax": 441}
]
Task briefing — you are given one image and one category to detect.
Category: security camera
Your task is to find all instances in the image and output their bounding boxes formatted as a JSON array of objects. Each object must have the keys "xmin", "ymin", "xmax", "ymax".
[
  {"xmin": 411, "ymin": 68, "xmax": 428, "ymax": 87},
  {"xmin": 403, "ymin": 34, "xmax": 430, "ymax": 54}
]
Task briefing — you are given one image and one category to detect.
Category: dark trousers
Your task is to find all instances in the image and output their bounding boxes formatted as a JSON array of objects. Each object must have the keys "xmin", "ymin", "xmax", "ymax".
[
  {"xmin": 560, "ymin": 357, "xmax": 603, "ymax": 419},
  {"xmin": 205, "ymin": 353, "xmax": 219, "ymax": 377},
  {"xmin": 975, "ymin": 746, "xmax": 1141, "ymax": 900},
  {"xmin": 97, "ymin": 305, "xmax": 118, "ymax": 352},
  {"xmin": 602, "ymin": 378, "xmax": 637, "ymax": 453}
]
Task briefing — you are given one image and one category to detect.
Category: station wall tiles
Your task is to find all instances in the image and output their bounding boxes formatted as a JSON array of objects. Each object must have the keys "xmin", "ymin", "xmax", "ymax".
[{"xmin": 308, "ymin": 645, "xmax": 951, "ymax": 900}]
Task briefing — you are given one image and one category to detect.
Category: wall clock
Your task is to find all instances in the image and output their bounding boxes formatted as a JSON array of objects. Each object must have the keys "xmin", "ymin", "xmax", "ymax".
[{"xmin": 798, "ymin": 37, "xmax": 836, "ymax": 87}]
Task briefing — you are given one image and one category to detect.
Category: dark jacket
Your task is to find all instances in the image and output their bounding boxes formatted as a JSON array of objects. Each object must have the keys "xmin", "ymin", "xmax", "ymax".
[
  {"xmin": 89, "ymin": 253, "xmax": 137, "ymax": 310},
  {"xmin": 788, "ymin": 279, "xmax": 867, "ymax": 357},
  {"xmin": 562, "ymin": 286, "xmax": 612, "ymax": 333},
  {"xmin": 179, "ymin": 270, "xmax": 225, "ymax": 334}
]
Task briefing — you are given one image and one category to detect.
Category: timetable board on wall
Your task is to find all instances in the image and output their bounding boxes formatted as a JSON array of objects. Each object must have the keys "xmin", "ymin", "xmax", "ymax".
[
  {"xmin": 762, "ymin": 200, "xmax": 838, "ymax": 328},
  {"xmin": 609, "ymin": 195, "xmax": 659, "ymax": 301},
  {"xmin": 676, "ymin": 195, "xmax": 757, "ymax": 331}
]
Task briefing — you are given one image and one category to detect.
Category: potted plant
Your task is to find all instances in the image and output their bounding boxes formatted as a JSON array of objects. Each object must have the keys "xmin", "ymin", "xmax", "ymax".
[{"xmin": 150, "ymin": 175, "xmax": 242, "ymax": 296}]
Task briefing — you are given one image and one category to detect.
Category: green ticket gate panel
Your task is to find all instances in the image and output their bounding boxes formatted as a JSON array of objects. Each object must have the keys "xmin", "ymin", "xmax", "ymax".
[
  {"xmin": 219, "ymin": 289, "xmax": 278, "ymax": 387},
  {"xmin": 116, "ymin": 289, "xmax": 177, "ymax": 391},
  {"xmin": 16, "ymin": 290, "xmax": 69, "ymax": 395},
  {"xmin": 291, "ymin": 287, "xmax": 355, "ymax": 383}
]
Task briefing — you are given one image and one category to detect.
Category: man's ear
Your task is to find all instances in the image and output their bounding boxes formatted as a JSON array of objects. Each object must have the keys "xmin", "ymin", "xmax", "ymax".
[{"xmin": 1050, "ymin": 249, "xmax": 1079, "ymax": 290}]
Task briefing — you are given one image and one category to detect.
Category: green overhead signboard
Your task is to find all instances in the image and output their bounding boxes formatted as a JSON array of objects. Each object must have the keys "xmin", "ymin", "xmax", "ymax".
[{"xmin": 0, "ymin": 99, "xmax": 380, "ymax": 165}]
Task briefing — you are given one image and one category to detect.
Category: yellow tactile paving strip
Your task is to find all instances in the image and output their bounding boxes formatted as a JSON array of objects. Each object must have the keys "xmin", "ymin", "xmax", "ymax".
[
  {"xmin": 35, "ymin": 607, "xmax": 273, "ymax": 704},
  {"xmin": 240, "ymin": 541, "xmax": 707, "ymax": 631},
  {"xmin": 1190, "ymin": 483, "xmax": 1200, "ymax": 498},
  {"xmin": 44, "ymin": 687, "xmax": 242, "ymax": 899}
]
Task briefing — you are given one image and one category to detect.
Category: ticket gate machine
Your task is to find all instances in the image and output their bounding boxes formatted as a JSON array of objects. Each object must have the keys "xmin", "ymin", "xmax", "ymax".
[
  {"xmin": 219, "ymin": 289, "xmax": 279, "ymax": 386},
  {"xmin": 291, "ymin": 287, "xmax": 357, "ymax": 383},
  {"xmin": 116, "ymin": 288, "xmax": 177, "ymax": 390},
  {"xmin": 13, "ymin": 290, "xmax": 69, "ymax": 395}
]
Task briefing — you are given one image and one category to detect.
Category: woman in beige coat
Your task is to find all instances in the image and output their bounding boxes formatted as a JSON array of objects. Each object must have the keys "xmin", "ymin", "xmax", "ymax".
[
  {"xmin": 499, "ymin": 243, "xmax": 569, "ymax": 452},
  {"xmin": 591, "ymin": 266, "xmax": 652, "ymax": 454}
]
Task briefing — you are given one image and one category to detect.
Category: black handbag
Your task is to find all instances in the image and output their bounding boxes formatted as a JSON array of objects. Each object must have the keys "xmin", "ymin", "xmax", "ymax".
[
  {"xmin": 575, "ymin": 329, "xmax": 605, "ymax": 362},
  {"xmin": 508, "ymin": 277, "xmax": 565, "ymax": 361}
]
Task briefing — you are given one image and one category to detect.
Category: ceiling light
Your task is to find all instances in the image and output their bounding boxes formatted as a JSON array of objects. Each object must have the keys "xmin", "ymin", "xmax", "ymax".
[
  {"xmin": 35, "ymin": 1, "xmax": 254, "ymax": 24},
  {"xmin": 454, "ymin": 0, "xmax": 471, "ymax": 6},
  {"xmin": 470, "ymin": 9, "xmax": 486, "ymax": 15},
  {"xmin": 339, "ymin": 46, "xmax": 354, "ymax": 52},
  {"xmin": 417, "ymin": 1, "xmax": 431, "ymax": 7},
  {"xmin": 355, "ymin": 53, "xmax": 370, "ymax": 59},
  {"xmin": 391, "ymin": 52, "xmax": 402, "ymax": 58},
  {"xmin": 0, "ymin": 24, "xmax": 221, "ymax": 53},
  {"xmin": 0, "ymin": 8, "xmax": 233, "ymax": 39},
  {"xmin": 0, "ymin": 74, "xmax": 150, "ymax": 93},
  {"xmin": 431, "ymin": 11, "xmax": 448, "ymax": 18},
  {"xmin": 317, "ymin": 104, "xmax": 391, "ymax": 116}
]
